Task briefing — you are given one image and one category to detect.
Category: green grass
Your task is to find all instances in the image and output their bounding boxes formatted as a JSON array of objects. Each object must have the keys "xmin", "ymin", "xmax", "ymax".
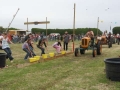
[{"xmin": 0, "ymin": 41, "xmax": 120, "ymax": 90}]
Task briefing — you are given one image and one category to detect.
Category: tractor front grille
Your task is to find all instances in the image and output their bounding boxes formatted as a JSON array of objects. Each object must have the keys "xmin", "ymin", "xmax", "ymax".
[{"xmin": 82, "ymin": 39, "xmax": 87, "ymax": 46}]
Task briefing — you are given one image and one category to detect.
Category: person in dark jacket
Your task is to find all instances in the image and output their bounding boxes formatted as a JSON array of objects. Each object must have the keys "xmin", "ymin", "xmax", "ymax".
[
  {"xmin": 24, "ymin": 33, "xmax": 32, "ymax": 42},
  {"xmin": 37, "ymin": 37, "xmax": 47, "ymax": 55},
  {"xmin": 63, "ymin": 31, "xmax": 70, "ymax": 51}
]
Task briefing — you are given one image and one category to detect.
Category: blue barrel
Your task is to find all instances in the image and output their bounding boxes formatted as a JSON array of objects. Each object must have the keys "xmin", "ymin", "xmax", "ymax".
[
  {"xmin": 104, "ymin": 58, "xmax": 120, "ymax": 81},
  {"xmin": 0, "ymin": 53, "xmax": 7, "ymax": 68}
]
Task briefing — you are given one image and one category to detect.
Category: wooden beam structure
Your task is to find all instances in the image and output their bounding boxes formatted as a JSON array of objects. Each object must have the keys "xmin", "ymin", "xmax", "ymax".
[
  {"xmin": 24, "ymin": 18, "xmax": 50, "ymax": 37},
  {"xmin": 24, "ymin": 21, "xmax": 50, "ymax": 25}
]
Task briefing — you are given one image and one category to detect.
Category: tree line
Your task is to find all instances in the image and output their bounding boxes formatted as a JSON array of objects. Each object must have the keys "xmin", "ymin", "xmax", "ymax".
[
  {"xmin": 0, "ymin": 26, "xmax": 103, "ymax": 35},
  {"xmin": 112, "ymin": 27, "xmax": 120, "ymax": 34},
  {"xmin": 31, "ymin": 28, "xmax": 102, "ymax": 35},
  {"xmin": 0, "ymin": 26, "xmax": 18, "ymax": 32}
]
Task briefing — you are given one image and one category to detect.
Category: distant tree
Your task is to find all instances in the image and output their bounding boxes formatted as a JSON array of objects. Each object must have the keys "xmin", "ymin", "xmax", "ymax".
[
  {"xmin": 0, "ymin": 26, "xmax": 5, "ymax": 33},
  {"xmin": 8, "ymin": 27, "xmax": 18, "ymax": 30},
  {"xmin": 112, "ymin": 27, "xmax": 120, "ymax": 34}
]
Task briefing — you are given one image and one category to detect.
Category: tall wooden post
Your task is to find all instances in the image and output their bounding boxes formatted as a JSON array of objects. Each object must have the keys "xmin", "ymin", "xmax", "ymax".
[
  {"xmin": 27, "ymin": 18, "xmax": 28, "ymax": 32},
  {"xmin": 6, "ymin": 8, "xmax": 20, "ymax": 32},
  {"xmin": 97, "ymin": 17, "xmax": 99, "ymax": 36},
  {"xmin": 46, "ymin": 17, "xmax": 48, "ymax": 45},
  {"xmin": 46, "ymin": 17, "xmax": 47, "ymax": 37},
  {"xmin": 73, "ymin": 3, "xmax": 76, "ymax": 52}
]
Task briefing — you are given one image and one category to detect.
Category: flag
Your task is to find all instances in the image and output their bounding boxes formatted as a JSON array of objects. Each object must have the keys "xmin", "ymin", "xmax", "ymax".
[{"xmin": 110, "ymin": 25, "xmax": 111, "ymax": 31}]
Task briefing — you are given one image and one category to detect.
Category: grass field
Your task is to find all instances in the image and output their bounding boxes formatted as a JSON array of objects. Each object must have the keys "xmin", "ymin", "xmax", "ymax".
[{"xmin": 0, "ymin": 41, "xmax": 120, "ymax": 90}]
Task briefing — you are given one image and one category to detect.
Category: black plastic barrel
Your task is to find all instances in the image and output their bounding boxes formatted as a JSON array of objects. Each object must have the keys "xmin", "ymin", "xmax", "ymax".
[
  {"xmin": 0, "ymin": 53, "xmax": 7, "ymax": 68},
  {"xmin": 104, "ymin": 58, "xmax": 120, "ymax": 81}
]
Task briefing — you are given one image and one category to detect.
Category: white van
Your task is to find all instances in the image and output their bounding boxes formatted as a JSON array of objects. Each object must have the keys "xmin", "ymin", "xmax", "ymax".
[{"xmin": 50, "ymin": 33, "xmax": 60, "ymax": 36}]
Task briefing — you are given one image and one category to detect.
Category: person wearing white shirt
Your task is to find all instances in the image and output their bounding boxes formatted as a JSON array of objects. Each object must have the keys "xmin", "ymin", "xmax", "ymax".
[{"xmin": 1, "ymin": 33, "xmax": 14, "ymax": 62}]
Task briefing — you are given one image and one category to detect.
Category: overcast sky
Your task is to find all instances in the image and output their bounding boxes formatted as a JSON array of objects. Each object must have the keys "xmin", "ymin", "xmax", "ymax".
[{"xmin": 0, "ymin": 0, "xmax": 120, "ymax": 32}]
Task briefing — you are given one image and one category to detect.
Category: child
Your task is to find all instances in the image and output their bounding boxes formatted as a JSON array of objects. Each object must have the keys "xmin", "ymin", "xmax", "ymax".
[
  {"xmin": 1, "ymin": 33, "xmax": 14, "ymax": 62},
  {"xmin": 37, "ymin": 37, "xmax": 47, "ymax": 55},
  {"xmin": 52, "ymin": 40, "xmax": 62, "ymax": 54},
  {"xmin": 22, "ymin": 38, "xmax": 36, "ymax": 60}
]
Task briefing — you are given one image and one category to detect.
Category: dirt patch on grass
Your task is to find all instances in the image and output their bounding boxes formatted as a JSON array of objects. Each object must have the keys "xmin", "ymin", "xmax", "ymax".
[
  {"xmin": 90, "ymin": 83, "xmax": 114, "ymax": 90},
  {"xmin": 16, "ymin": 63, "xmax": 32, "ymax": 68}
]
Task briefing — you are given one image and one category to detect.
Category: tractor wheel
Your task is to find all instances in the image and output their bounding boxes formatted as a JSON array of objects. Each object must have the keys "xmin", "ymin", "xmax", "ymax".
[
  {"xmin": 80, "ymin": 46, "xmax": 85, "ymax": 54},
  {"xmin": 97, "ymin": 41, "xmax": 102, "ymax": 55},
  {"xmin": 92, "ymin": 49, "xmax": 96, "ymax": 57},
  {"xmin": 75, "ymin": 48, "xmax": 79, "ymax": 57},
  {"xmin": 80, "ymin": 49, "xmax": 85, "ymax": 54}
]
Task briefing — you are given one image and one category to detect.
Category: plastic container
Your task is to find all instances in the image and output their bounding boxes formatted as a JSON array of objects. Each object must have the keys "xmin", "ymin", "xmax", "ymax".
[
  {"xmin": 61, "ymin": 51, "xmax": 66, "ymax": 54},
  {"xmin": 42, "ymin": 54, "xmax": 48, "ymax": 59},
  {"xmin": 29, "ymin": 58, "xmax": 37, "ymax": 63},
  {"xmin": 34, "ymin": 56, "xmax": 40, "ymax": 61},
  {"xmin": 104, "ymin": 58, "xmax": 120, "ymax": 81},
  {"xmin": 0, "ymin": 53, "xmax": 7, "ymax": 68},
  {"xmin": 49, "ymin": 53, "xmax": 55, "ymax": 57}
]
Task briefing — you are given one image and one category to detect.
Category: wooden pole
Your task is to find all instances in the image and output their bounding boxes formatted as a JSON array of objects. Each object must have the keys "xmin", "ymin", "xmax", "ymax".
[
  {"xmin": 97, "ymin": 17, "xmax": 99, "ymax": 36},
  {"xmin": 46, "ymin": 17, "xmax": 47, "ymax": 37},
  {"xmin": 73, "ymin": 3, "xmax": 76, "ymax": 52},
  {"xmin": 6, "ymin": 8, "xmax": 20, "ymax": 32},
  {"xmin": 27, "ymin": 18, "xmax": 28, "ymax": 32},
  {"xmin": 46, "ymin": 17, "xmax": 48, "ymax": 45}
]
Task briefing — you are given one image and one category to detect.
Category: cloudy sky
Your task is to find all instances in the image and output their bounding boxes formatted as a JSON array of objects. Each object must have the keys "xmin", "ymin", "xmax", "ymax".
[{"xmin": 0, "ymin": 0, "xmax": 120, "ymax": 32}]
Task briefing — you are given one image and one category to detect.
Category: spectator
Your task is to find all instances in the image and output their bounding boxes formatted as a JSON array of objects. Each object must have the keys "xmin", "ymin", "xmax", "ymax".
[
  {"xmin": 63, "ymin": 31, "xmax": 70, "ymax": 51},
  {"xmin": 24, "ymin": 33, "xmax": 32, "ymax": 42}
]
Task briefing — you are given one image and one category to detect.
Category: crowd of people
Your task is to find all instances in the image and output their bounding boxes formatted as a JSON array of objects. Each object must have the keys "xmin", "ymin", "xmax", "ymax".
[
  {"xmin": 0, "ymin": 30, "xmax": 120, "ymax": 63},
  {"xmin": 6, "ymin": 33, "xmax": 83, "ymax": 44},
  {"xmin": 0, "ymin": 31, "xmax": 75, "ymax": 62}
]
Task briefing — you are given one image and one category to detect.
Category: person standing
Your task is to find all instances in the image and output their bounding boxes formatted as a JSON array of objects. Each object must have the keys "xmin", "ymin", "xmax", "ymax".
[
  {"xmin": 63, "ymin": 31, "xmax": 70, "ymax": 51},
  {"xmin": 78, "ymin": 34, "xmax": 80, "ymax": 41},
  {"xmin": 116, "ymin": 33, "xmax": 120, "ymax": 43},
  {"xmin": 1, "ymin": 33, "xmax": 14, "ymax": 62}
]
